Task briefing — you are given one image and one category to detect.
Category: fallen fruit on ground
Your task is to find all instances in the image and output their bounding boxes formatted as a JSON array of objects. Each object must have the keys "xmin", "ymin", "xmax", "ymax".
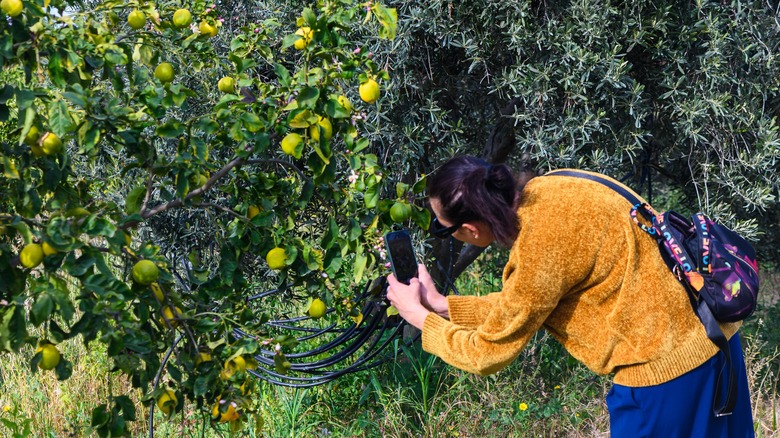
[
  {"xmin": 36, "ymin": 343, "xmax": 61, "ymax": 370},
  {"xmin": 19, "ymin": 243, "xmax": 44, "ymax": 269},
  {"xmin": 132, "ymin": 260, "xmax": 159, "ymax": 285}
]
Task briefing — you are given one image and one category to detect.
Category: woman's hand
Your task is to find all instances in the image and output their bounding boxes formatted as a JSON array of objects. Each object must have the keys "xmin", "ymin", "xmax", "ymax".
[
  {"xmin": 416, "ymin": 264, "xmax": 449, "ymax": 318},
  {"xmin": 386, "ymin": 275, "xmax": 430, "ymax": 330}
]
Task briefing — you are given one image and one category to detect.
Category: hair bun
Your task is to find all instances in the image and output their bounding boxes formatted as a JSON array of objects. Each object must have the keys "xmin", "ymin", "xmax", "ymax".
[{"xmin": 485, "ymin": 164, "xmax": 517, "ymax": 204}]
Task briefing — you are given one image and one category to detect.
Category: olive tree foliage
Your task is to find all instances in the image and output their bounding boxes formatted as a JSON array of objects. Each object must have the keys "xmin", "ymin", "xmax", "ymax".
[
  {"xmin": 367, "ymin": 0, "xmax": 780, "ymax": 270},
  {"xmin": 1, "ymin": 0, "xmax": 404, "ymax": 433}
]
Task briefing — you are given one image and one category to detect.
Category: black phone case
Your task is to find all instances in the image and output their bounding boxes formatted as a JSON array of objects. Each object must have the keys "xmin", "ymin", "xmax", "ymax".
[{"xmin": 384, "ymin": 230, "xmax": 418, "ymax": 285}]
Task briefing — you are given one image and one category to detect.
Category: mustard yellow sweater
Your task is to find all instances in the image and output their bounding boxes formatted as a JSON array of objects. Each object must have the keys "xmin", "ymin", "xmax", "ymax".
[{"xmin": 422, "ymin": 171, "xmax": 740, "ymax": 387}]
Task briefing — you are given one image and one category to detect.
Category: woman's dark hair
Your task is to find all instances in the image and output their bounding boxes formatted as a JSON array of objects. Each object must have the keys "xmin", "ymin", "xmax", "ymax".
[{"xmin": 428, "ymin": 156, "xmax": 520, "ymax": 246}]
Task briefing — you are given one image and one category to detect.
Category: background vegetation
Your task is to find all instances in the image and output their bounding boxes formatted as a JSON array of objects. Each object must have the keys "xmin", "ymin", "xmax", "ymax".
[{"xmin": 1, "ymin": 0, "xmax": 779, "ymax": 435}]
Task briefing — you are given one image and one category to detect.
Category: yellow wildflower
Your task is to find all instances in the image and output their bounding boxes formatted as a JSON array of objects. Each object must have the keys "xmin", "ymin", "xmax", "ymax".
[
  {"xmin": 2, "ymin": 404, "xmax": 10, "ymax": 412},
  {"xmin": 519, "ymin": 403, "xmax": 528, "ymax": 411}
]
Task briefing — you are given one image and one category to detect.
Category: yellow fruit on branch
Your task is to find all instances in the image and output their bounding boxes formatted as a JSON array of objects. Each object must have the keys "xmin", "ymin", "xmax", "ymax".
[
  {"xmin": 19, "ymin": 243, "xmax": 44, "ymax": 269},
  {"xmin": 159, "ymin": 306, "xmax": 183, "ymax": 328},
  {"xmin": 0, "ymin": 0, "xmax": 23, "ymax": 17},
  {"xmin": 265, "ymin": 247, "xmax": 287, "ymax": 270},
  {"xmin": 35, "ymin": 343, "xmax": 61, "ymax": 370},
  {"xmin": 195, "ymin": 351, "xmax": 212, "ymax": 365},
  {"xmin": 389, "ymin": 202, "xmax": 411, "ymax": 223},
  {"xmin": 41, "ymin": 132, "xmax": 63, "ymax": 155},
  {"xmin": 280, "ymin": 133, "xmax": 303, "ymax": 157},
  {"xmin": 337, "ymin": 95, "xmax": 353, "ymax": 112},
  {"xmin": 156, "ymin": 389, "xmax": 177, "ymax": 416},
  {"xmin": 247, "ymin": 205, "xmax": 260, "ymax": 219},
  {"xmin": 308, "ymin": 116, "xmax": 333, "ymax": 141},
  {"xmin": 154, "ymin": 62, "xmax": 175, "ymax": 83},
  {"xmin": 132, "ymin": 260, "xmax": 159, "ymax": 285},
  {"xmin": 172, "ymin": 8, "xmax": 192, "ymax": 28},
  {"xmin": 359, "ymin": 79, "xmax": 380, "ymax": 104},
  {"xmin": 212, "ymin": 400, "xmax": 240, "ymax": 423},
  {"xmin": 41, "ymin": 241, "xmax": 58, "ymax": 256},
  {"xmin": 23, "ymin": 125, "xmax": 39, "ymax": 146},
  {"xmin": 218, "ymin": 76, "xmax": 236, "ymax": 93},
  {"xmin": 307, "ymin": 298, "xmax": 327, "ymax": 319},
  {"xmin": 293, "ymin": 26, "xmax": 313, "ymax": 50},
  {"xmin": 127, "ymin": 10, "xmax": 146, "ymax": 30},
  {"xmin": 199, "ymin": 20, "xmax": 218, "ymax": 38}
]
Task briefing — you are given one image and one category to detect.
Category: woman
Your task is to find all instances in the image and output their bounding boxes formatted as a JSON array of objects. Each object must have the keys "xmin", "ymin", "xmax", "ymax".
[{"xmin": 386, "ymin": 156, "xmax": 754, "ymax": 437}]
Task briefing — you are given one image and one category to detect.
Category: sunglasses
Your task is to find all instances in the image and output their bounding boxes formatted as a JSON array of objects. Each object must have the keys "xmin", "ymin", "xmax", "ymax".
[{"xmin": 429, "ymin": 216, "xmax": 462, "ymax": 239}]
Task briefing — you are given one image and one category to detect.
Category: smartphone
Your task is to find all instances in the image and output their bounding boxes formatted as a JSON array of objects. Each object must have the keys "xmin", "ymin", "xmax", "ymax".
[{"xmin": 384, "ymin": 230, "xmax": 419, "ymax": 285}]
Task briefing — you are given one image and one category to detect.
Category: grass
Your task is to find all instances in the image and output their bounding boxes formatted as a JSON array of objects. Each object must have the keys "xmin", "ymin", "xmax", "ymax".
[{"xmin": 1, "ymin": 262, "xmax": 779, "ymax": 437}]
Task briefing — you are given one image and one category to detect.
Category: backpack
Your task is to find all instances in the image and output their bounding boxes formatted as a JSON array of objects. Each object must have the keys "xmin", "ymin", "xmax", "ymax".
[{"xmin": 548, "ymin": 169, "xmax": 760, "ymax": 417}]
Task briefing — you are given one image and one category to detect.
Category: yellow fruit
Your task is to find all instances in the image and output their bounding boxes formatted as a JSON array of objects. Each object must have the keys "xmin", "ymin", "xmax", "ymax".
[
  {"xmin": 23, "ymin": 125, "xmax": 39, "ymax": 146},
  {"xmin": 212, "ymin": 400, "xmax": 240, "ymax": 423},
  {"xmin": 156, "ymin": 389, "xmax": 177, "ymax": 416},
  {"xmin": 132, "ymin": 260, "xmax": 159, "ymax": 285},
  {"xmin": 150, "ymin": 282, "xmax": 164, "ymax": 301},
  {"xmin": 154, "ymin": 62, "xmax": 174, "ymax": 83},
  {"xmin": 265, "ymin": 247, "xmax": 287, "ymax": 270},
  {"xmin": 280, "ymin": 133, "xmax": 303, "ymax": 157},
  {"xmin": 41, "ymin": 242, "xmax": 57, "ymax": 256},
  {"xmin": 19, "ymin": 243, "xmax": 44, "ymax": 269},
  {"xmin": 127, "ymin": 10, "xmax": 146, "ymax": 30},
  {"xmin": 1, "ymin": 0, "xmax": 23, "ymax": 17},
  {"xmin": 220, "ymin": 355, "xmax": 247, "ymax": 380},
  {"xmin": 359, "ymin": 79, "xmax": 380, "ymax": 104},
  {"xmin": 247, "ymin": 205, "xmax": 260, "ymax": 219},
  {"xmin": 389, "ymin": 202, "xmax": 411, "ymax": 223},
  {"xmin": 307, "ymin": 298, "xmax": 327, "ymax": 319},
  {"xmin": 159, "ymin": 306, "xmax": 182, "ymax": 328},
  {"xmin": 218, "ymin": 76, "xmax": 235, "ymax": 93},
  {"xmin": 36, "ymin": 343, "xmax": 61, "ymax": 370},
  {"xmin": 199, "ymin": 20, "xmax": 218, "ymax": 37},
  {"xmin": 337, "ymin": 95, "xmax": 352, "ymax": 112},
  {"xmin": 293, "ymin": 26, "xmax": 313, "ymax": 50},
  {"xmin": 195, "ymin": 352, "xmax": 212, "ymax": 365},
  {"xmin": 172, "ymin": 8, "xmax": 192, "ymax": 28},
  {"xmin": 41, "ymin": 132, "xmax": 63, "ymax": 155},
  {"xmin": 308, "ymin": 116, "xmax": 333, "ymax": 141}
]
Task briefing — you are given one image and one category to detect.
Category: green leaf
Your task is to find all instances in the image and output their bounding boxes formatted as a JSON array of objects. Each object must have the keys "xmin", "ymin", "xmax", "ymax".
[
  {"xmin": 353, "ymin": 250, "xmax": 367, "ymax": 283},
  {"xmin": 325, "ymin": 98, "xmax": 350, "ymax": 119},
  {"xmin": 373, "ymin": 5, "xmax": 398, "ymax": 40},
  {"xmin": 48, "ymin": 100, "xmax": 74, "ymax": 136},
  {"xmin": 364, "ymin": 180, "xmax": 380, "ymax": 208},
  {"xmin": 31, "ymin": 294, "xmax": 54, "ymax": 326},
  {"xmin": 156, "ymin": 120, "xmax": 184, "ymax": 138},
  {"xmin": 297, "ymin": 87, "xmax": 320, "ymax": 108},
  {"xmin": 91, "ymin": 404, "xmax": 110, "ymax": 427},
  {"xmin": 274, "ymin": 63, "xmax": 291, "ymax": 87},
  {"xmin": 125, "ymin": 186, "xmax": 146, "ymax": 214}
]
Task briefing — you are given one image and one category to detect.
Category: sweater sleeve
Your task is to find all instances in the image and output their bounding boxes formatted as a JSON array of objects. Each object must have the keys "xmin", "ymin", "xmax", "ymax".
[
  {"xmin": 421, "ymin": 181, "xmax": 611, "ymax": 376},
  {"xmin": 446, "ymin": 293, "xmax": 503, "ymax": 328}
]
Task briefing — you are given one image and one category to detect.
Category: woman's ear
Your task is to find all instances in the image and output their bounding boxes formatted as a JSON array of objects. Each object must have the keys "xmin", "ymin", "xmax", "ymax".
[{"xmin": 461, "ymin": 222, "xmax": 481, "ymax": 239}]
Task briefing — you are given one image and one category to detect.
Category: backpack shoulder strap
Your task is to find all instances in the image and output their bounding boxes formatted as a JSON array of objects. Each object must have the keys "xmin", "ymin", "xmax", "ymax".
[{"xmin": 546, "ymin": 169, "xmax": 643, "ymax": 207}]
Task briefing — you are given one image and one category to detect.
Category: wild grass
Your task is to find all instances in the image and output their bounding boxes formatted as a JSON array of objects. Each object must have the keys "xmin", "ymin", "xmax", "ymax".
[{"xmin": 1, "ymin": 263, "xmax": 779, "ymax": 437}]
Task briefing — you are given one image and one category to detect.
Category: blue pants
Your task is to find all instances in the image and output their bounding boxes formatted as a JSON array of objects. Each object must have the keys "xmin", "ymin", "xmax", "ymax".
[{"xmin": 607, "ymin": 333, "xmax": 754, "ymax": 437}]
